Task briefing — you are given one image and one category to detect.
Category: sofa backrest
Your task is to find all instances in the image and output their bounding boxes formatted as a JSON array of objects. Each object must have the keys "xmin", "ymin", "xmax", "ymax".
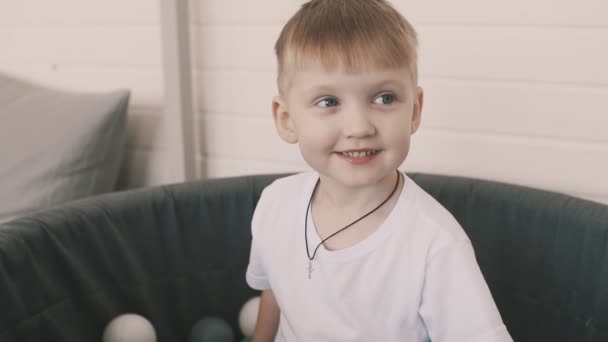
[
  {"xmin": 410, "ymin": 173, "xmax": 608, "ymax": 342},
  {"xmin": 0, "ymin": 173, "xmax": 607, "ymax": 341}
]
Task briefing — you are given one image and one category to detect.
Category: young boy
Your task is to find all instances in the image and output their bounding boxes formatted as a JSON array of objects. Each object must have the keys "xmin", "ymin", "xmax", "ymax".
[{"xmin": 246, "ymin": 0, "xmax": 512, "ymax": 341}]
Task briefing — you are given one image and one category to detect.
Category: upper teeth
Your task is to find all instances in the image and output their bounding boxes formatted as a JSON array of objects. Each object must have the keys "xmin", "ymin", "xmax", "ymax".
[{"xmin": 341, "ymin": 150, "xmax": 377, "ymax": 158}]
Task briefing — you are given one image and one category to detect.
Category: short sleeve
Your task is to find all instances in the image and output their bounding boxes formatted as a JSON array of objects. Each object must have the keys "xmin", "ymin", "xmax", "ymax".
[
  {"xmin": 419, "ymin": 239, "xmax": 513, "ymax": 342},
  {"xmin": 245, "ymin": 189, "xmax": 272, "ymax": 290}
]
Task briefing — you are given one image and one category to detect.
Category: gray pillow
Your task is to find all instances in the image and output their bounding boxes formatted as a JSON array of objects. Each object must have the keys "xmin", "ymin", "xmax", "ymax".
[{"xmin": 0, "ymin": 73, "xmax": 129, "ymax": 224}]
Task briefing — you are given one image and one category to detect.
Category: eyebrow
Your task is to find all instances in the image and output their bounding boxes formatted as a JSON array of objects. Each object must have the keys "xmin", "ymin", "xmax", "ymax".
[
  {"xmin": 300, "ymin": 79, "xmax": 406, "ymax": 97},
  {"xmin": 371, "ymin": 79, "xmax": 407, "ymax": 92},
  {"xmin": 300, "ymin": 85, "xmax": 337, "ymax": 97}
]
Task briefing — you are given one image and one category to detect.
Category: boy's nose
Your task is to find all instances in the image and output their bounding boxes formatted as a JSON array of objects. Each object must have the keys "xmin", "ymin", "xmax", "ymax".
[{"xmin": 343, "ymin": 112, "xmax": 376, "ymax": 138}]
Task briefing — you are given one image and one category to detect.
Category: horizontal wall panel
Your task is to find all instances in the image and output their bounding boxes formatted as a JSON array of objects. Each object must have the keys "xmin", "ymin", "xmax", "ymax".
[
  {"xmin": 0, "ymin": 27, "xmax": 162, "ymax": 67},
  {"xmin": 193, "ymin": 25, "xmax": 608, "ymax": 85},
  {"xmin": 191, "ymin": 26, "xmax": 278, "ymax": 70},
  {"xmin": 191, "ymin": 0, "xmax": 296, "ymax": 25},
  {"xmin": 395, "ymin": 0, "xmax": 608, "ymax": 27},
  {"xmin": 193, "ymin": 0, "xmax": 608, "ymax": 27},
  {"xmin": 0, "ymin": 65, "xmax": 163, "ymax": 107},
  {"xmin": 199, "ymin": 115, "xmax": 302, "ymax": 163},
  {"xmin": 193, "ymin": 70, "xmax": 277, "ymax": 115},
  {"xmin": 419, "ymin": 26, "xmax": 608, "ymax": 85},
  {"xmin": 198, "ymin": 115, "xmax": 608, "ymax": 197},
  {"xmin": 406, "ymin": 130, "xmax": 608, "ymax": 197},
  {"xmin": 0, "ymin": 0, "xmax": 159, "ymax": 26},
  {"xmin": 116, "ymin": 148, "xmax": 170, "ymax": 189},
  {"xmin": 421, "ymin": 77, "xmax": 608, "ymax": 142},
  {"xmin": 198, "ymin": 156, "xmax": 309, "ymax": 179}
]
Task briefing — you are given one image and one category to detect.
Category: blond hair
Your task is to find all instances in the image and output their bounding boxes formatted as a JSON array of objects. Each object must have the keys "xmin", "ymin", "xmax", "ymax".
[{"xmin": 275, "ymin": 0, "xmax": 419, "ymax": 94}]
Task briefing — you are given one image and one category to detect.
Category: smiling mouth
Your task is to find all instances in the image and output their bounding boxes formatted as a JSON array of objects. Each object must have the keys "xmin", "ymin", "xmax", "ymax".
[{"xmin": 337, "ymin": 150, "xmax": 380, "ymax": 158}]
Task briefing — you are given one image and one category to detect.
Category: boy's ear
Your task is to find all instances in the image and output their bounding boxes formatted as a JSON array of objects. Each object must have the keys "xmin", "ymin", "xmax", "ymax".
[
  {"xmin": 410, "ymin": 86, "xmax": 424, "ymax": 134},
  {"xmin": 272, "ymin": 96, "xmax": 298, "ymax": 144}
]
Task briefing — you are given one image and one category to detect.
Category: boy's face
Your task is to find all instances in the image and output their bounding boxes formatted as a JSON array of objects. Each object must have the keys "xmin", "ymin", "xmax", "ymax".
[{"xmin": 273, "ymin": 61, "xmax": 423, "ymax": 188}]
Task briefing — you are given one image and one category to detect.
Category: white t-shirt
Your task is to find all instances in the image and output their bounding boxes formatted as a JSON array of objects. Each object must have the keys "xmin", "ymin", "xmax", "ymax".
[{"xmin": 246, "ymin": 172, "xmax": 512, "ymax": 342}]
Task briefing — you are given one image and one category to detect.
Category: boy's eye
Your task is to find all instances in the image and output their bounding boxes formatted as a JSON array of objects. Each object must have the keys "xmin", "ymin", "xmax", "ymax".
[
  {"xmin": 316, "ymin": 97, "xmax": 339, "ymax": 108},
  {"xmin": 373, "ymin": 93, "xmax": 395, "ymax": 105}
]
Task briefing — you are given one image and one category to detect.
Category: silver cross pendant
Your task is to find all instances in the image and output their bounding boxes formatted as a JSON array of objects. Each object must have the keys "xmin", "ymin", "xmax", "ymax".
[{"xmin": 307, "ymin": 260, "xmax": 314, "ymax": 279}]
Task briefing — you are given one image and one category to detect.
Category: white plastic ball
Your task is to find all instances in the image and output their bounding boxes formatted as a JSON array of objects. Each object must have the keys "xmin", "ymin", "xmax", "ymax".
[
  {"xmin": 103, "ymin": 313, "xmax": 157, "ymax": 342},
  {"xmin": 238, "ymin": 296, "xmax": 261, "ymax": 337}
]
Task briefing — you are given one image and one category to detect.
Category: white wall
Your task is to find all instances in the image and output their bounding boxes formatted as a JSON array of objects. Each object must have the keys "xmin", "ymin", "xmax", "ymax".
[
  {"xmin": 0, "ymin": 0, "xmax": 172, "ymax": 188},
  {"xmin": 1, "ymin": 1, "xmax": 607, "ymax": 205},
  {"xmin": 191, "ymin": 0, "xmax": 608, "ymax": 205}
]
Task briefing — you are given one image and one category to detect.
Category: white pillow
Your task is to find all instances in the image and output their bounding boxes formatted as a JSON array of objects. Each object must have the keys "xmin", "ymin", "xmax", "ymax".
[{"xmin": 0, "ymin": 73, "xmax": 129, "ymax": 223}]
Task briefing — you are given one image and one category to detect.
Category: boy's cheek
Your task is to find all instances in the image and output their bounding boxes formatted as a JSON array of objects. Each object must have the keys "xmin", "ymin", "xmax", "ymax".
[{"xmin": 298, "ymin": 129, "xmax": 327, "ymax": 142}]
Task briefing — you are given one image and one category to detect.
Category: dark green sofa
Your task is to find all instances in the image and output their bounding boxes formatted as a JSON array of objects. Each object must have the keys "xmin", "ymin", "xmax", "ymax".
[{"xmin": 1, "ymin": 173, "xmax": 607, "ymax": 342}]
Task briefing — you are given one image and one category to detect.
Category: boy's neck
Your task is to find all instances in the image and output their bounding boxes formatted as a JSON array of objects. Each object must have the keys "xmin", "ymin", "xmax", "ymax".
[{"xmin": 314, "ymin": 171, "xmax": 401, "ymax": 212}]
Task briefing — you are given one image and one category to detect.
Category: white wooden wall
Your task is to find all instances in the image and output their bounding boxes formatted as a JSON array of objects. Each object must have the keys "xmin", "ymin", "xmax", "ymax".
[
  {"xmin": 1, "ymin": 1, "xmax": 606, "ymax": 204},
  {"xmin": 191, "ymin": 0, "xmax": 608, "ymax": 205},
  {"xmin": 0, "ymin": 0, "xmax": 171, "ymax": 188}
]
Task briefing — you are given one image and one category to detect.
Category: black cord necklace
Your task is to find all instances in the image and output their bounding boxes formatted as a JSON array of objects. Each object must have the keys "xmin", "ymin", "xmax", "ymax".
[{"xmin": 304, "ymin": 170, "xmax": 401, "ymax": 279}]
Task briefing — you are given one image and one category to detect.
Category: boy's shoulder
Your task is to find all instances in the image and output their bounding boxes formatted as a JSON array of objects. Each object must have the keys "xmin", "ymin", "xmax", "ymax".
[
  {"xmin": 261, "ymin": 171, "xmax": 317, "ymax": 197},
  {"xmin": 255, "ymin": 171, "xmax": 316, "ymax": 209},
  {"xmin": 251, "ymin": 172, "xmax": 316, "ymax": 233}
]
